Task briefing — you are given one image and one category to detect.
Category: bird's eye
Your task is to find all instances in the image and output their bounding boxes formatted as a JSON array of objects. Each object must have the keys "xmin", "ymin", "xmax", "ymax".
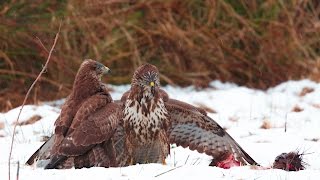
[{"xmin": 95, "ymin": 64, "xmax": 101, "ymax": 71}]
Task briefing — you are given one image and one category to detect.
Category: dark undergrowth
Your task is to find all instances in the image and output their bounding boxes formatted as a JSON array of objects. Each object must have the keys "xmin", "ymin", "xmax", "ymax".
[{"xmin": 1, "ymin": 0, "xmax": 320, "ymax": 111}]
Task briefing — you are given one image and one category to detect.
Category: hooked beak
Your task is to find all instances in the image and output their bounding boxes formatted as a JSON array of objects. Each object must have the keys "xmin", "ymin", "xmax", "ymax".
[
  {"xmin": 102, "ymin": 66, "xmax": 111, "ymax": 75},
  {"xmin": 150, "ymin": 81, "xmax": 155, "ymax": 95}
]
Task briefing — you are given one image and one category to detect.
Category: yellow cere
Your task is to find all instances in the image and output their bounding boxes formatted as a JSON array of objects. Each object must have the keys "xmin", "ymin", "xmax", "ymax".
[{"xmin": 150, "ymin": 81, "xmax": 155, "ymax": 87}]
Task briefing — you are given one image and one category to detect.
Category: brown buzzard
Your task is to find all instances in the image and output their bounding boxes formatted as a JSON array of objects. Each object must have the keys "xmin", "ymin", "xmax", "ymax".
[
  {"xmin": 26, "ymin": 59, "xmax": 112, "ymax": 167},
  {"xmin": 27, "ymin": 64, "xmax": 258, "ymax": 169},
  {"xmin": 119, "ymin": 64, "xmax": 257, "ymax": 166}
]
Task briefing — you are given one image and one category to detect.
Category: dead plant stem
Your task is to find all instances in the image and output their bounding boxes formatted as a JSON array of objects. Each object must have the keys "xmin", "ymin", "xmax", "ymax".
[{"xmin": 8, "ymin": 22, "xmax": 61, "ymax": 180}]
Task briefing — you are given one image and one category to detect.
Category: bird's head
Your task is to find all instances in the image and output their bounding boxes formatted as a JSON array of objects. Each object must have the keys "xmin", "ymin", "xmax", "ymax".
[
  {"xmin": 72, "ymin": 59, "xmax": 111, "ymax": 97},
  {"xmin": 80, "ymin": 59, "xmax": 111, "ymax": 79},
  {"xmin": 131, "ymin": 63, "xmax": 160, "ymax": 96}
]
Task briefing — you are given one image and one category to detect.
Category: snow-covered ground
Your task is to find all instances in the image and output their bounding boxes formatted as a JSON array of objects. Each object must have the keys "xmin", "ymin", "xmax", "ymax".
[{"xmin": 1, "ymin": 79, "xmax": 320, "ymax": 180}]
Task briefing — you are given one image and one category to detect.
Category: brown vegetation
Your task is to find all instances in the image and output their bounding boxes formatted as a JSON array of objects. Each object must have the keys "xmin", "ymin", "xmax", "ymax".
[
  {"xmin": 299, "ymin": 87, "xmax": 314, "ymax": 96},
  {"xmin": 292, "ymin": 105, "xmax": 304, "ymax": 112},
  {"xmin": 260, "ymin": 119, "xmax": 272, "ymax": 129},
  {"xmin": 1, "ymin": 0, "xmax": 320, "ymax": 111},
  {"xmin": 0, "ymin": 121, "xmax": 4, "ymax": 130}
]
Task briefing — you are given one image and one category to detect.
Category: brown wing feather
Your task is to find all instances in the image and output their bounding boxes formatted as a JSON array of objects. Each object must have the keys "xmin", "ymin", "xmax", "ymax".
[
  {"xmin": 50, "ymin": 92, "xmax": 111, "ymax": 155},
  {"xmin": 28, "ymin": 101, "xmax": 124, "ymax": 169},
  {"xmin": 165, "ymin": 99, "xmax": 258, "ymax": 166},
  {"xmin": 27, "ymin": 60, "xmax": 113, "ymax": 168},
  {"xmin": 25, "ymin": 134, "xmax": 55, "ymax": 166},
  {"xmin": 45, "ymin": 102, "xmax": 122, "ymax": 169},
  {"xmin": 54, "ymin": 95, "xmax": 76, "ymax": 136},
  {"xmin": 61, "ymin": 102, "xmax": 122, "ymax": 153}
]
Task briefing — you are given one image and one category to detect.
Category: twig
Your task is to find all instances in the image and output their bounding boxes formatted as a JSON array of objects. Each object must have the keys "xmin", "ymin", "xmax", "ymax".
[
  {"xmin": 184, "ymin": 155, "xmax": 190, "ymax": 165},
  {"xmin": 159, "ymin": 73, "xmax": 176, "ymax": 86},
  {"xmin": 284, "ymin": 113, "xmax": 288, "ymax": 132},
  {"xmin": 16, "ymin": 161, "xmax": 19, "ymax": 180},
  {"xmin": 35, "ymin": 36, "xmax": 49, "ymax": 54},
  {"xmin": 8, "ymin": 22, "xmax": 61, "ymax": 180},
  {"xmin": 173, "ymin": 151, "xmax": 176, "ymax": 167},
  {"xmin": 154, "ymin": 165, "xmax": 183, "ymax": 177},
  {"xmin": 0, "ymin": 50, "xmax": 15, "ymax": 71},
  {"xmin": 192, "ymin": 157, "xmax": 200, "ymax": 165}
]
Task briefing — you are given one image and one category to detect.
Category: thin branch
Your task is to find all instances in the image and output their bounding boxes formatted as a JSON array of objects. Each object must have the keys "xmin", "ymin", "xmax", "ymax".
[
  {"xmin": 154, "ymin": 165, "xmax": 183, "ymax": 177},
  {"xmin": 16, "ymin": 161, "xmax": 19, "ymax": 180},
  {"xmin": 284, "ymin": 112, "xmax": 288, "ymax": 132},
  {"xmin": 159, "ymin": 73, "xmax": 176, "ymax": 86},
  {"xmin": 35, "ymin": 36, "xmax": 49, "ymax": 54},
  {"xmin": 192, "ymin": 157, "xmax": 200, "ymax": 165},
  {"xmin": 8, "ymin": 23, "xmax": 61, "ymax": 180},
  {"xmin": 184, "ymin": 155, "xmax": 190, "ymax": 165},
  {"xmin": 0, "ymin": 50, "xmax": 15, "ymax": 71}
]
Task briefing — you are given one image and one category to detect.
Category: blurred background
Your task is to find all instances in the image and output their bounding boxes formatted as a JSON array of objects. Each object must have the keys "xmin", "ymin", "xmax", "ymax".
[{"xmin": 0, "ymin": 0, "xmax": 320, "ymax": 112}]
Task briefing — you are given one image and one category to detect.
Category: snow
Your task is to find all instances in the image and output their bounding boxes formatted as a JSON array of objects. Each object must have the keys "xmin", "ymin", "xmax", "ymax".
[{"xmin": 1, "ymin": 79, "xmax": 320, "ymax": 179}]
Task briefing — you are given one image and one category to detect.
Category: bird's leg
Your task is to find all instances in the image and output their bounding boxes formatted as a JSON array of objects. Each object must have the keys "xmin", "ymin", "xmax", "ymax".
[
  {"xmin": 162, "ymin": 158, "xmax": 166, "ymax": 165},
  {"xmin": 129, "ymin": 157, "xmax": 134, "ymax": 165}
]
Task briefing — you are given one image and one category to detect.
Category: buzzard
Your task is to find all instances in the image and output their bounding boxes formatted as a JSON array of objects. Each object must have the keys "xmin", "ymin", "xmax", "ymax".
[
  {"xmin": 26, "ymin": 59, "xmax": 112, "ymax": 167},
  {"xmin": 27, "ymin": 64, "xmax": 258, "ymax": 169},
  {"xmin": 119, "ymin": 64, "xmax": 257, "ymax": 166}
]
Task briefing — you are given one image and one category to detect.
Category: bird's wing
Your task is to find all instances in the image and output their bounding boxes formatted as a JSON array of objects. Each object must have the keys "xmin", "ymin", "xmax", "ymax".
[
  {"xmin": 25, "ymin": 134, "xmax": 55, "ymax": 167},
  {"xmin": 165, "ymin": 99, "xmax": 258, "ymax": 166},
  {"xmin": 64, "ymin": 102, "xmax": 122, "ymax": 152},
  {"xmin": 45, "ymin": 101, "xmax": 122, "ymax": 169},
  {"xmin": 54, "ymin": 95, "xmax": 76, "ymax": 136},
  {"xmin": 26, "ymin": 100, "xmax": 123, "ymax": 168}
]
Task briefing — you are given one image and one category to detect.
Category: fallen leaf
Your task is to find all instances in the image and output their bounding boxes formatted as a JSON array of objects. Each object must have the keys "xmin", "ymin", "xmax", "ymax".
[
  {"xmin": 292, "ymin": 105, "xmax": 303, "ymax": 112},
  {"xmin": 299, "ymin": 87, "xmax": 314, "ymax": 97},
  {"xmin": 0, "ymin": 122, "xmax": 4, "ymax": 129},
  {"xmin": 260, "ymin": 120, "xmax": 272, "ymax": 129}
]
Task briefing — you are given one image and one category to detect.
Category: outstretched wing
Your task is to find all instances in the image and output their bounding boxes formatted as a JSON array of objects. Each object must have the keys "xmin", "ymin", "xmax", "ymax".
[
  {"xmin": 165, "ymin": 99, "xmax": 258, "ymax": 166},
  {"xmin": 45, "ymin": 102, "xmax": 122, "ymax": 169}
]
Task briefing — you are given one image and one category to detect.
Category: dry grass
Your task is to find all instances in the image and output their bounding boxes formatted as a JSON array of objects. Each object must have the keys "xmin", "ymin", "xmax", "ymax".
[
  {"xmin": 13, "ymin": 115, "xmax": 42, "ymax": 126},
  {"xmin": 260, "ymin": 119, "xmax": 272, "ymax": 129},
  {"xmin": 0, "ymin": 121, "xmax": 4, "ymax": 130},
  {"xmin": 292, "ymin": 105, "xmax": 304, "ymax": 112},
  {"xmin": 1, "ymin": 0, "xmax": 320, "ymax": 111},
  {"xmin": 299, "ymin": 87, "xmax": 314, "ymax": 96}
]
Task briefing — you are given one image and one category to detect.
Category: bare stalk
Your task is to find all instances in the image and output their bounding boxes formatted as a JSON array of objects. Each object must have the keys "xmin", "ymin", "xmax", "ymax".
[
  {"xmin": 16, "ymin": 161, "xmax": 19, "ymax": 180},
  {"xmin": 8, "ymin": 23, "xmax": 61, "ymax": 180},
  {"xmin": 154, "ymin": 165, "xmax": 183, "ymax": 177}
]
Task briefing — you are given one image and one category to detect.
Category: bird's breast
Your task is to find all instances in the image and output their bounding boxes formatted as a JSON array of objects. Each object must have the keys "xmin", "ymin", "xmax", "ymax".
[{"xmin": 124, "ymin": 98, "xmax": 168, "ymax": 143}]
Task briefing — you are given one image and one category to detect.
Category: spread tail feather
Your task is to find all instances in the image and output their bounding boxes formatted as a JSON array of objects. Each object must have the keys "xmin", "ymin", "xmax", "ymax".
[
  {"xmin": 44, "ymin": 155, "xmax": 67, "ymax": 169},
  {"xmin": 25, "ymin": 135, "xmax": 55, "ymax": 166}
]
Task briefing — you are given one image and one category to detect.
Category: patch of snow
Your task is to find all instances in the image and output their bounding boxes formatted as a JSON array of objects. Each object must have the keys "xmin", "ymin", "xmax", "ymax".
[{"xmin": 1, "ymin": 79, "xmax": 320, "ymax": 179}]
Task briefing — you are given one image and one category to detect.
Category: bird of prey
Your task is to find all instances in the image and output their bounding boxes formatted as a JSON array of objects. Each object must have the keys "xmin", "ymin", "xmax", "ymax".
[
  {"xmin": 119, "ymin": 64, "xmax": 257, "ymax": 166},
  {"xmin": 26, "ymin": 59, "xmax": 112, "ymax": 168},
  {"xmin": 27, "ymin": 63, "xmax": 258, "ymax": 169}
]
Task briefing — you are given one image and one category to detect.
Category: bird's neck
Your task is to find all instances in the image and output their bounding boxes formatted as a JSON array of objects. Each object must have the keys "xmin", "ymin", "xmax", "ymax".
[{"xmin": 73, "ymin": 73, "xmax": 102, "ymax": 99}]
